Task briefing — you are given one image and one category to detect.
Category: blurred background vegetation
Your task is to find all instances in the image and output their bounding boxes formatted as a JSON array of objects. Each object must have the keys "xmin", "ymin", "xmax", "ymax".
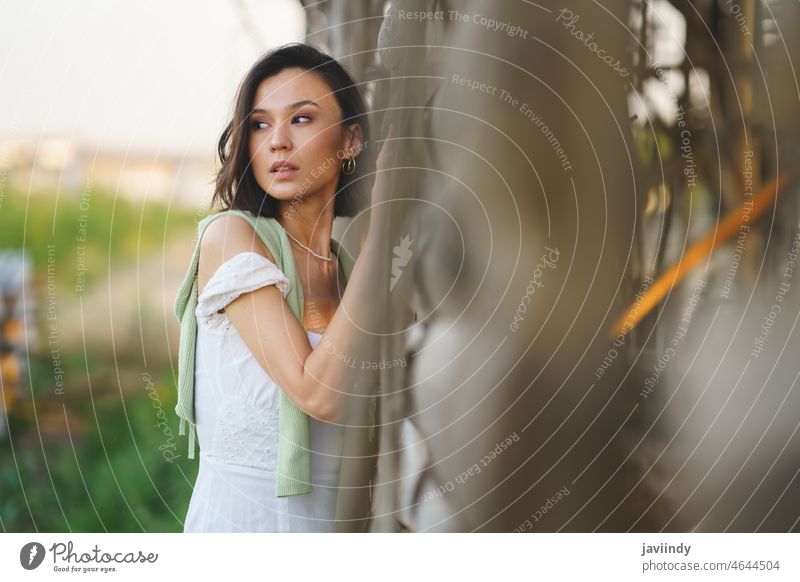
[{"xmin": 0, "ymin": 189, "xmax": 198, "ymax": 532}]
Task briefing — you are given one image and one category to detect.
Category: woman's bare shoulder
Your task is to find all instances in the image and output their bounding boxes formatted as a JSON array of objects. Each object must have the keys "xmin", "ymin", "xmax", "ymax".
[{"xmin": 198, "ymin": 214, "xmax": 277, "ymax": 284}]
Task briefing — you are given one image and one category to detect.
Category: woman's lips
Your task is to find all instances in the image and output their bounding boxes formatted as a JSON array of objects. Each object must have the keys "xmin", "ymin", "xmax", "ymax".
[{"xmin": 271, "ymin": 167, "xmax": 299, "ymax": 179}]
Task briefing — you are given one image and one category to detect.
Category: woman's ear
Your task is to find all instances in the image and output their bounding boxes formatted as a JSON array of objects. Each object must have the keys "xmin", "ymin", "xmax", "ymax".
[{"xmin": 344, "ymin": 123, "xmax": 365, "ymax": 159}]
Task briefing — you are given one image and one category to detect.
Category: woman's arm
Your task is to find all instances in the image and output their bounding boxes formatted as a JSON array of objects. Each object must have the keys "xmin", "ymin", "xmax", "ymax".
[
  {"xmin": 198, "ymin": 213, "xmax": 383, "ymax": 423},
  {"xmin": 201, "ymin": 129, "xmax": 395, "ymax": 423}
]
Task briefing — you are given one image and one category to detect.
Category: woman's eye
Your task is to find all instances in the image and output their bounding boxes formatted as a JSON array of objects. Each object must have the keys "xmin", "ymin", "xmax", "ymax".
[
  {"xmin": 251, "ymin": 120, "xmax": 269, "ymax": 130},
  {"xmin": 293, "ymin": 114, "xmax": 312, "ymax": 124}
]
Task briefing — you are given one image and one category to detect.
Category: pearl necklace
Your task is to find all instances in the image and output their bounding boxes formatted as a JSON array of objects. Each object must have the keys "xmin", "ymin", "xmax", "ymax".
[{"xmin": 284, "ymin": 230, "xmax": 333, "ymax": 261}]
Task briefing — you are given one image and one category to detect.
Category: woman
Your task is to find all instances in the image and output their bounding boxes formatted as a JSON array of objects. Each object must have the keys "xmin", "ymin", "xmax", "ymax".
[{"xmin": 175, "ymin": 43, "xmax": 386, "ymax": 532}]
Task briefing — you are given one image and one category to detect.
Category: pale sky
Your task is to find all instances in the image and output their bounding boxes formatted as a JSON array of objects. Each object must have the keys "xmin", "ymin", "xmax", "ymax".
[{"xmin": 0, "ymin": 0, "xmax": 306, "ymax": 156}]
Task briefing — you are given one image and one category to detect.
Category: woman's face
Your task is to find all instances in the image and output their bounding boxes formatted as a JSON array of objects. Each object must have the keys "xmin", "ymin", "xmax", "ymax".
[{"xmin": 247, "ymin": 67, "xmax": 362, "ymax": 207}]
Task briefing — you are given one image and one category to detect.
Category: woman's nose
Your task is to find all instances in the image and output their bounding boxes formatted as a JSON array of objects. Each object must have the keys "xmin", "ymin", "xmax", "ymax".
[{"xmin": 270, "ymin": 122, "xmax": 292, "ymax": 151}]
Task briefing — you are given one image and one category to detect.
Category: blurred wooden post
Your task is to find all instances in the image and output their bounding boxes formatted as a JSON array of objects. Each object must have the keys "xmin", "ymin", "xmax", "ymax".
[{"xmin": 358, "ymin": 0, "xmax": 648, "ymax": 531}]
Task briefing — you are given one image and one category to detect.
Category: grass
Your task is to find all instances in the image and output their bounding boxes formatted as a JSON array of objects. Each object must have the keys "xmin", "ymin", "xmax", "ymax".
[{"xmin": 0, "ymin": 188, "xmax": 203, "ymax": 532}]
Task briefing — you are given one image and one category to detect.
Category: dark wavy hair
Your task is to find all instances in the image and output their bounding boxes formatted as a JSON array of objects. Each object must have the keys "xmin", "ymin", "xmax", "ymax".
[{"xmin": 211, "ymin": 43, "xmax": 374, "ymax": 218}]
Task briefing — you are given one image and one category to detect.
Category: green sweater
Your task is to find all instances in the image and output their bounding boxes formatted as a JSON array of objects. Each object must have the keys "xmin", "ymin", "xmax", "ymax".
[{"xmin": 173, "ymin": 209, "xmax": 355, "ymax": 497}]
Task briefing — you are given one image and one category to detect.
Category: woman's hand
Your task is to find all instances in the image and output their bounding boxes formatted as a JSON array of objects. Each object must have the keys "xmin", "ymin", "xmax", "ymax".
[
  {"xmin": 367, "ymin": 123, "xmax": 398, "ymax": 236},
  {"xmin": 375, "ymin": 123, "xmax": 400, "ymax": 202}
]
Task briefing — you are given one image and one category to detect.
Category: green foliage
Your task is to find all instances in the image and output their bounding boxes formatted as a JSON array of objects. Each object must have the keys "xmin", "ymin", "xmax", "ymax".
[
  {"xmin": 0, "ymin": 189, "xmax": 198, "ymax": 289},
  {"xmin": 0, "ymin": 367, "xmax": 198, "ymax": 532},
  {"xmin": 0, "ymin": 190, "xmax": 202, "ymax": 532}
]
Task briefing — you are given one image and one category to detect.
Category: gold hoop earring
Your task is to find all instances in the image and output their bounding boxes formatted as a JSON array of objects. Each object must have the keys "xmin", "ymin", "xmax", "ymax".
[{"xmin": 342, "ymin": 157, "xmax": 356, "ymax": 175}]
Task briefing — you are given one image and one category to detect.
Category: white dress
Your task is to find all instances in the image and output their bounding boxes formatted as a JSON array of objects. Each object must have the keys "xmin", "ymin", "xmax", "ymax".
[{"xmin": 183, "ymin": 251, "xmax": 344, "ymax": 533}]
